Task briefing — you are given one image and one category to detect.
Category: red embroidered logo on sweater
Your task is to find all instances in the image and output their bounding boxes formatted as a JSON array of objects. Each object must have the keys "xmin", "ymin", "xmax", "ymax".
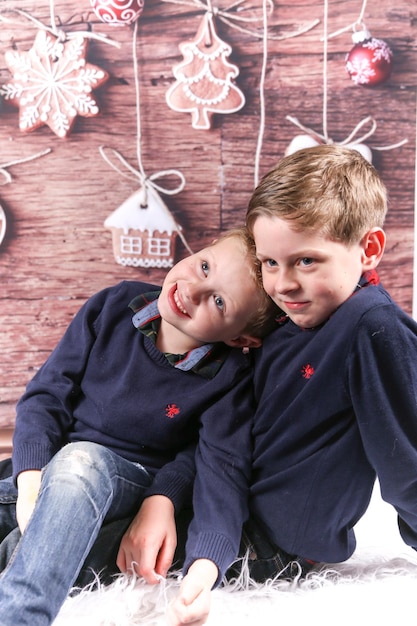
[
  {"xmin": 166, "ymin": 404, "xmax": 180, "ymax": 418},
  {"xmin": 301, "ymin": 363, "xmax": 315, "ymax": 379}
]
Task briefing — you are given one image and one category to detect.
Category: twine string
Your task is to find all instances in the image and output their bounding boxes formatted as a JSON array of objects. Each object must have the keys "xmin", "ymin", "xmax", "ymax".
[
  {"xmin": 322, "ymin": 0, "xmax": 328, "ymax": 141},
  {"xmin": 99, "ymin": 146, "xmax": 186, "ymax": 196},
  {"xmin": 0, "ymin": 149, "xmax": 52, "ymax": 185},
  {"xmin": 322, "ymin": 0, "xmax": 368, "ymax": 40},
  {"xmin": 100, "ymin": 19, "xmax": 192, "ymax": 255},
  {"xmin": 160, "ymin": 0, "xmax": 319, "ymax": 187},
  {"xmin": 286, "ymin": 115, "xmax": 407, "ymax": 152},
  {"xmin": 160, "ymin": 0, "xmax": 319, "ymax": 41},
  {"xmin": 253, "ymin": 0, "xmax": 268, "ymax": 186},
  {"xmin": 0, "ymin": 6, "xmax": 121, "ymax": 48},
  {"xmin": 288, "ymin": 0, "xmax": 407, "ymax": 154},
  {"xmin": 339, "ymin": 116, "xmax": 377, "ymax": 145}
]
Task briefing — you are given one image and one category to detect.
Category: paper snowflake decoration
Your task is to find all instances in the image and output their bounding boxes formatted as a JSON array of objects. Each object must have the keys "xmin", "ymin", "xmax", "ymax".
[{"xmin": 1, "ymin": 30, "xmax": 109, "ymax": 138}]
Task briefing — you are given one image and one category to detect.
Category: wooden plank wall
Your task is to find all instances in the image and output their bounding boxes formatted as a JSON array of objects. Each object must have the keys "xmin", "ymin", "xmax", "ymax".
[{"xmin": 0, "ymin": 0, "xmax": 416, "ymax": 438}]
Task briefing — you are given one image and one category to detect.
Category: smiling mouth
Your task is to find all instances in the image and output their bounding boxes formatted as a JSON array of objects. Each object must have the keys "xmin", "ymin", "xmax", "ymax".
[{"xmin": 170, "ymin": 286, "xmax": 189, "ymax": 317}]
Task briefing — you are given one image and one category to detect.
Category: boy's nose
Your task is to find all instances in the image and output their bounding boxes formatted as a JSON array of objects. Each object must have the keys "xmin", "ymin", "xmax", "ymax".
[
  {"xmin": 184, "ymin": 282, "xmax": 205, "ymax": 303},
  {"xmin": 273, "ymin": 269, "xmax": 298, "ymax": 294}
]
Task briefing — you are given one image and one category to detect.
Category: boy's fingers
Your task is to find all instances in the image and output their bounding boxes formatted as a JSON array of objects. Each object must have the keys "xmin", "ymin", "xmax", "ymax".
[
  {"xmin": 117, "ymin": 544, "xmax": 161, "ymax": 584},
  {"xmin": 178, "ymin": 576, "xmax": 203, "ymax": 605},
  {"xmin": 116, "ymin": 547, "xmax": 127, "ymax": 573},
  {"xmin": 167, "ymin": 590, "xmax": 210, "ymax": 626},
  {"xmin": 155, "ymin": 540, "xmax": 176, "ymax": 578}
]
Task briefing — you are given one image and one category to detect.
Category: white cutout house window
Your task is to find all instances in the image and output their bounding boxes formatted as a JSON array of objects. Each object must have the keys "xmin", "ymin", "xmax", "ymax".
[
  {"xmin": 121, "ymin": 236, "xmax": 142, "ymax": 254},
  {"xmin": 148, "ymin": 238, "xmax": 171, "ymax": 256}
]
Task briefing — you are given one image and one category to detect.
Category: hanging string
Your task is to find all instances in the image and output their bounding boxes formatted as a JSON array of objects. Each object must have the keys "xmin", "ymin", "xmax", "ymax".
[
  {"xmin": 160, "ymin": 0, "xmax": 320, "ymax": 41},
  {"xmin": 253, "ymin": 0, "xmax": 268, "ymax": 187},
  {"xmin": 0, "ymin": 5, "xmax": 121, "ymax": 48},
  {"xmin": 0, "ymin": 149, "xmax": 52, "ymax": 185},
  {"xmin": 159, "ymin": 0, "xmax": 320, "ymax": 188},
  {"xmin": 98, "ymin": 146, "xmax": 186, "ymax": 196},
  {"xmin": 413, "ymin": 91, "xmax": 417, "ymax": 319},
  {"xmin": 132, "ymin": 15, "xmax": 147, "ymax": 184},
  {"xmin": 286, "ymin": 114, "xmax": 407, "ymax": 152},
  {"xmin": 0, "ymin": 148, "xmax": 52, "ymax": 247},
  {"xmin": 322, "ymin": 0, "xmax": 329, "ymax": 142},
  {"xmin": 99, "ymin": 19, "xmax": 193, "ymax": 255},
  {"xmin": 286, "ymin": 0, "xmax": 407, "ymax": 154},
  {"xmin": 324, "ymin": 0, "xmax": 368, "ymax": 40},
  {"xmin": 0, "ymin": 204, "xmax": 5, "ymax": 246}
]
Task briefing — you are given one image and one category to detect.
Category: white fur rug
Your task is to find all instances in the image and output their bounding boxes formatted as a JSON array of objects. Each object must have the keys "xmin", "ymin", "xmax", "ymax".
[{"xmin": 53, "ymin": 483, "xmax": 417, "ymax": 626}]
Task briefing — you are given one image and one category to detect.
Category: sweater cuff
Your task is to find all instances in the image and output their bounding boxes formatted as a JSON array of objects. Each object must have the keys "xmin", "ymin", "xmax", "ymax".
[
  {"xmin": 183, "ymin": 532, "xmax": 236, "ymax": 587},
  {"xmin": 12, "ymin": 443, "xmax": 56, "ymax": 484},
  {"xmin": 145, "ymin": 470, "xmax": 193, "ymax": 512}
]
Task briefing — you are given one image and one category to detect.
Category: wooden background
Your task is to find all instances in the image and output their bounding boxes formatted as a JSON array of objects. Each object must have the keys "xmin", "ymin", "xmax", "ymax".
[{"xmin": 0, "ymin": 0, "xmax": 416, "ymax": 442}]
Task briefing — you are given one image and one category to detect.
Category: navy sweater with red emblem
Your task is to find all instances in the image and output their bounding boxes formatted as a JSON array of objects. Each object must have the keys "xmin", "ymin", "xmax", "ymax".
[
  {"xmin": 12, "ymin": 281, "xmax": 254, "ymax": 513},
  {"xmin": 185, "ymin": 276, "xmax": 417, "ymax": 581}
]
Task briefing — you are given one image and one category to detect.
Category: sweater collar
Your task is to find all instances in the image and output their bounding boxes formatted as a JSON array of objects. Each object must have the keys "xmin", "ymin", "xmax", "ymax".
[
  {"xmin": 129, "ymin": 291, "xmax": 229, "ymax": 379},
  {"xmin": 354, "ymin": 269, "xmax": 380, "ymax": 291}
]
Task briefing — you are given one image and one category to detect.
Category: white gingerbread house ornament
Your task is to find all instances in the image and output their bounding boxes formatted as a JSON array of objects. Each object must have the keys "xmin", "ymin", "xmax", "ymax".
[{"xmin": 104, "ymin": 185, "xmax": 181, "ymax": 268}]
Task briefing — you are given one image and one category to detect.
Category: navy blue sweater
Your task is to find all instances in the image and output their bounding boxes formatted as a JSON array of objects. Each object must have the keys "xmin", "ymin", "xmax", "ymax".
[
  {"xmin": 186, "ymin": 280, "xmax": 417, "ymax": 579},
  {"xmin": 12, "ymin": 281, "xmax": 254, "ymax": 512}
]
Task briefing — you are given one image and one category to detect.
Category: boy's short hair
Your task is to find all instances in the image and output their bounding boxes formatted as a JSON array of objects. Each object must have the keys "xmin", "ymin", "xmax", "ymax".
[
  {"xmin": 213, "ymin": 227, "xmax": 280, "ymax": 338},
  {"xmin": 246, "ymin": 144, "xmax": 388, "ymax": 245}
]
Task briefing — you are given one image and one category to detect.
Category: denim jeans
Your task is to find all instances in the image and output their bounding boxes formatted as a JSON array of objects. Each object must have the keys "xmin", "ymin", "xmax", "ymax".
[
  {"xmin": 0, "ymin": 441, "xmax": 152, "ymax": 626},
  {"xmin": 227, "ymin": 517, "xmax": 317, "ymax": 583}
]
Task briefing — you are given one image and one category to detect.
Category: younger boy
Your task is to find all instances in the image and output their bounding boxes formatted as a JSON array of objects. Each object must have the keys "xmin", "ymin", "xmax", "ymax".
[
  {"xmin": 169, "ymin": 145, "xmax": 417, "ymax": 626},
  {"xmin": 0, "ymin": 227, "xmax": 277, "ymax": 626}
]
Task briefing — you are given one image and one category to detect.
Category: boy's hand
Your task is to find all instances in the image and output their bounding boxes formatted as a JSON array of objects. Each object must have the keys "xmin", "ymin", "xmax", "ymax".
[
  {"xmin": 117, "ymin": 495, "xmax": 176, "ymax": 584},
  {"xmin": 166, "ymin": 559, "xmax": 218, "ymax": 626},
  {"xmin": 16, "ymin": 469, "xmax": 42, "ymax": 533}
]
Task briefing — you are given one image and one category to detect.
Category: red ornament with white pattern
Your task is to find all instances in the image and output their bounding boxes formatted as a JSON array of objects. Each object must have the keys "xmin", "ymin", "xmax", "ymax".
[
  {"xmin": 345, "ymin": 27, "xmax": 392, "ymax": 86},
  {"xmin": 90, "ymin": 0, "xmax": 144, "ymax": 25}
]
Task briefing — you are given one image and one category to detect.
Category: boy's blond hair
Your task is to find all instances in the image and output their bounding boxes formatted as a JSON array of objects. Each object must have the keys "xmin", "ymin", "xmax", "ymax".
[
  {"xmin": 213, "ymin": 227, "xmax": 280, "ymax": 338},
  {"xmin": 246, "ymin": 145, "xmax": 388, "ymax": 245}
]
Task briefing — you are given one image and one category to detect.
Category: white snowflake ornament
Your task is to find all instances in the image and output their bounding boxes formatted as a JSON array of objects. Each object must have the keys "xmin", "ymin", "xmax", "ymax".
[{"xmin": 1, "ymin": 30, "xmax": 109, "ymax": 138}]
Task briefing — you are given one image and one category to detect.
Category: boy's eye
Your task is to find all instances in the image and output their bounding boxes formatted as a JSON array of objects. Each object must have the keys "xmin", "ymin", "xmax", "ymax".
[
  {"xmin": 300, "ymin": 257, "xmax": 314, "ymax": 267},
  {"xmin": 201, "ymin": 261, "xmax": 209, "ymax": 275},
  {"xmin": 214, "ymin": 295, "xmax": 225, "ymax": 311}
]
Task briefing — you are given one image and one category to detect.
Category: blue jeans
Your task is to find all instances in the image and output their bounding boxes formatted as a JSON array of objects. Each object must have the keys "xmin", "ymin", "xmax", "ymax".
[
  {"xmin": 228, "ymin": 517, "xmax": 317, "ymax": 583},
  {"xmin": 0, "ymin": 442, "xmax": 152, "ymax": 626}
]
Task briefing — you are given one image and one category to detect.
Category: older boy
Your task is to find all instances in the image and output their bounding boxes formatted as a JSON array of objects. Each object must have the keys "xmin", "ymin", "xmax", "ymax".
[
  {"xmin": 169, "ymin": 145, "xmax": 417, "ymax": 625},
  {"xmin": 0, "ymin": 227, "xmax": 278, "ymax": 626}
]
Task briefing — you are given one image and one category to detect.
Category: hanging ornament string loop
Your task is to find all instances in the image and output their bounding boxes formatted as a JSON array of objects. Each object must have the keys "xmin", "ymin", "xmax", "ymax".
[
  {"xmin": 253, "ymin": 0, "xmax": 268, "ymax": 186},
  {"xmin": 101, "ymin": 19, "xmax": 192, "ymax": 258},
  {"xmin": 160, "ymin": 0, "xmax": 319, "ymax": 41},
  {"xmin": 98, "ymin": 146, "xmax": 186, "ymax": 198},
  {"xmin": 0, "ymin": 7, "xmax": 121, "ymax": 48},
  {"xmin": 322, "ymin": 0, "xmax": 368, "ymax": 40},
  {"xmin": 0, "ymin": 147, "xmax": 51, "ymax": 249},
  {"xmin": 286, "ymin": 115, "xmax": 407, "ymax": 153},
  {"xmin": 286, "ymin": 0, "xmax": 405, "ymax": 159},
  {"xmin": 0, "ymin": 149, "xmax": 52, "ymax": 185}
]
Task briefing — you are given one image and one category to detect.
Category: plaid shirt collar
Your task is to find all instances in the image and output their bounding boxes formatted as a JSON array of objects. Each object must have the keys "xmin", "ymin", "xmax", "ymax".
[{"xmin": 129, "ymin": 291, "xmax": 230, "ymax": 379}]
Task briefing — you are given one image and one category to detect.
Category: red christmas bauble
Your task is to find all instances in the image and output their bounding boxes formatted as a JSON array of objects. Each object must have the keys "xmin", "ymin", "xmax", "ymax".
[
  {"xmin": 345, "ymin": 29, "xmax": 392, "ymax": 86},
  {"xmin": 90, "ymin": 0, "xmax": 144, "ymax": 25}
]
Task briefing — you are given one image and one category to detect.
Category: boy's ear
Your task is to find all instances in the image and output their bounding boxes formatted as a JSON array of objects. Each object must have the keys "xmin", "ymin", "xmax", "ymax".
[
  {"xmin": 225, "ymin": 335, "xmax": 262, "ymax": 349},
  {"xmin": 361, "ymin": 227, "xmax": 386, "ymax": 270}
]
